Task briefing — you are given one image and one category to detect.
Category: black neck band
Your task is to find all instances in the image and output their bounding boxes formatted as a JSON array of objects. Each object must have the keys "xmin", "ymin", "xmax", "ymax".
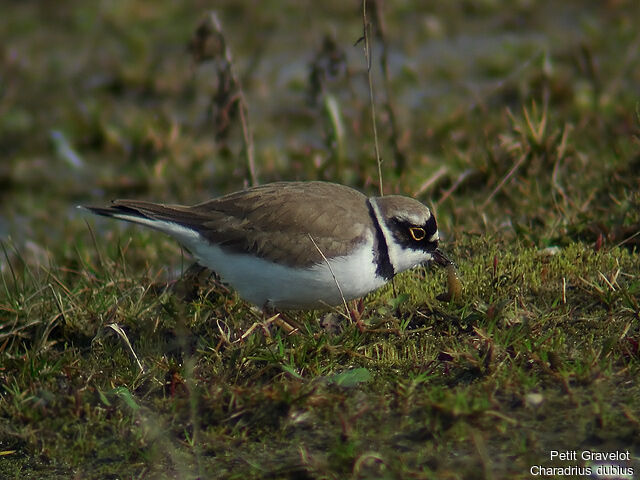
[{"xmin": 367, "ymin": 199, "xmax": 394, "ymax": 280}]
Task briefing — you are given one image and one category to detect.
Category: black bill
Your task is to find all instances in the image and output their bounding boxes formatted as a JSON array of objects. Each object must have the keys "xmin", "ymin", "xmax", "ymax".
[{"xmin": 431, "ymin": 248, "xmax": 452, "ymax": 268}]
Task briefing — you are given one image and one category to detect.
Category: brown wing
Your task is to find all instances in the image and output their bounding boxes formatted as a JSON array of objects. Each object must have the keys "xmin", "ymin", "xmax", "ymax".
[
  {"xmin": 192, "ymin": 182, "xmax": 372, "ymax": 267},
  {"xmin": 98, "ymin": 182, "xmax": 373, "ymax": 268}
]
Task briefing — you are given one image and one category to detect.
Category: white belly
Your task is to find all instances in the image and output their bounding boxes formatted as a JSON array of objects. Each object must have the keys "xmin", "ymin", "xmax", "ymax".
[
  {"xmin": 188, "ymin": 233, "xmax": 386, "ymax": 309},
  {"xmin": 118, "ymin": 218, "xmax": 388, "ymax": 309}
]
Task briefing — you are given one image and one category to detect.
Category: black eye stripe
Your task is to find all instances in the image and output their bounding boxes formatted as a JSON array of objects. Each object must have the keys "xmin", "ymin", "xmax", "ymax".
[
  {"xmin": 389, "ymin": 215, "xmax": 439, "ymax": 252},
  {"xmin": 425, "ymin": 215, "xmax": 437, "ymax": 236}
]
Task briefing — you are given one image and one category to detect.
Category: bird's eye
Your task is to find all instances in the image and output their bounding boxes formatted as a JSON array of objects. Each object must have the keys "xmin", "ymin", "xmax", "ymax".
[{"xmin": 409, "ymin": 227, "xmax": 426, "ymax": 241}]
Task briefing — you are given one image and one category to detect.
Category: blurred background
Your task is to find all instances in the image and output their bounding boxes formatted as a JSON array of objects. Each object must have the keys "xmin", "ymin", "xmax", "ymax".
[
  {"xmin": 1, "ymin": 2, "xmax": 639, "ymax": 477},
  {"xmin": 1, "ymin": 0, "xmax": 639, "ymax": 265}
]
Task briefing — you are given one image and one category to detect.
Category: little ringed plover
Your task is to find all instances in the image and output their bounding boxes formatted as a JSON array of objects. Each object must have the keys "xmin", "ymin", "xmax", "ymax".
[{"xmin": 83, "ymin": 181, "xmax": 449, "ymax": 309}]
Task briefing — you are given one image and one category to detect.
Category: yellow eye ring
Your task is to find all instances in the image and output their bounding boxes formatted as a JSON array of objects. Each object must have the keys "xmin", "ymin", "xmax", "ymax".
[{"xmin": 409, "ymin": 227, "xmax": 426, "ymax": 241}]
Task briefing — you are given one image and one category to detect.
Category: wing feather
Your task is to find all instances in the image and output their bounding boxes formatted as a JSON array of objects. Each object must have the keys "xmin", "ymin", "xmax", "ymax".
[{"xmin": 87, "ymin": 182, "xmax": 373, "ymax": 268}]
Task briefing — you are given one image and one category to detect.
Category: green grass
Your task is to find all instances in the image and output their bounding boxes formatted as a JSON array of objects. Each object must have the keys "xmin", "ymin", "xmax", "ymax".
[
  {"xmin": 1, "ymin": 0, "xmax": 640, "ymax": 478},
  {"xmin": 2, "ymin": 234, "xmax": 638, "ymax": 478}
]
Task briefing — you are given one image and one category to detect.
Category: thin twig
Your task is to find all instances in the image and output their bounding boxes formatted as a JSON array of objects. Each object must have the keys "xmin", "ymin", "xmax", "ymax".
[
  {"xmin": 371, "ymin": 0, "xmax": 406, "ymax": 173},
  {"xmin": 436, "ymin": 168, "xmax": 474, "ymax": 207},
  {"xmin": 362, "ymin": 0, "xmax": 384, "ymax": 196},
  {"xmin": 307, "ymin": 234, "xmax": 350, "ymax": 319}
]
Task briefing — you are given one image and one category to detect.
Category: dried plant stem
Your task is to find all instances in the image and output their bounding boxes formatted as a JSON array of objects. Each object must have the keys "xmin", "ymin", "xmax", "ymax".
[
  {"xmin": 237, "ymin": 92, "xmax": 257, "ymax": 186},
  {"xmin": 362, "ymin": 0, "xmax": 384, "ymax": 196},
  {"xmin": 415, "ymin": 165, "xmax": 448, "ymax": 197},
  {"xmin": 481, "ymin": 153, "xmax": 527, "ymax": 209},
  {"xmin": 207, "ymin": 12, "xmax": 259, "ymax": 186},
  {"xmin": 102, "ymin": 323, "xmax": 145, "ymax": 373}
]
